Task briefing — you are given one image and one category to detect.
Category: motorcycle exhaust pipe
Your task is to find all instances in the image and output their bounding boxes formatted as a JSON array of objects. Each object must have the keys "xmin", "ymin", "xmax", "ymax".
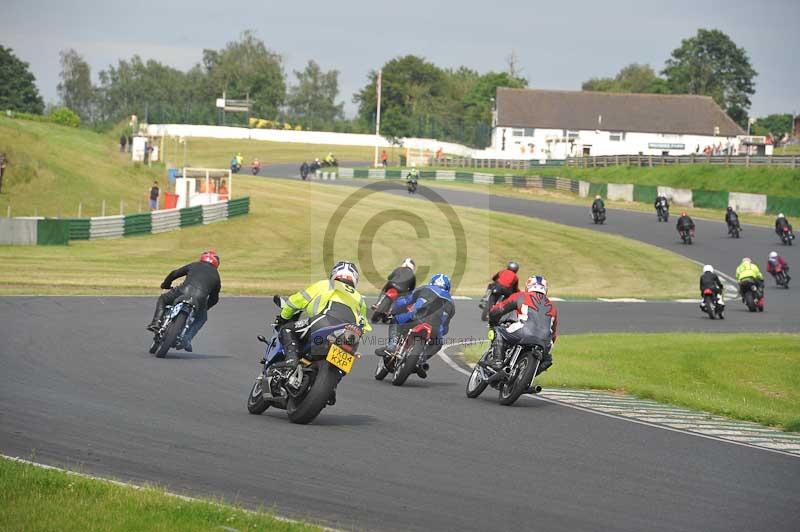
[{"xmin": 531, "ymin": 385, "xmax": 542, "ymax": 394}]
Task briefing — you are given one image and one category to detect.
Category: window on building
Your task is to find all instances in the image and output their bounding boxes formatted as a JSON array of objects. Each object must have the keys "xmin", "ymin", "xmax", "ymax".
[
  {"xmin": 563, "ymin": 129, "xmax": 579, "ymax": 140},
  {"xmin": 512, "ymin": 129, "xmax": 525, "ymax": 137},
  {"xmin": 609, "ymin": 131, "xmax": 625, "ymax": 141},
  {"xmin": 524, "ymin": 128, "xmax": 535, "ymax": 137}
]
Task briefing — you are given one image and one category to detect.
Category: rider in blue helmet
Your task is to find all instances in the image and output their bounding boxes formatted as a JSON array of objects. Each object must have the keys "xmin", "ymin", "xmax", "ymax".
[{"xmin": 375, "ymin": 273, "xmax": 456, "ymax": 378}]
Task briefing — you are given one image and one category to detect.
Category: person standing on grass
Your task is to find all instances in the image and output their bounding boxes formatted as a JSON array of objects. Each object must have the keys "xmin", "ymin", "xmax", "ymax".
[
  {"xmin": 149, "ymin": 181, "xmax": 160, "ymax": 211},
  {"xmin": 120, "ymin": 135, "xmax": 127, "ymax": 152},
  {"xmin": 381, "ymin": 149, "xmax": 388, "ymax": 167},
  {"xmin": 0, "ymin": 153, "xmax": 6, "ymax": 194},
  {"xmin": 127, "ymin": 135, "xmax": 133, "ymax": 152}
]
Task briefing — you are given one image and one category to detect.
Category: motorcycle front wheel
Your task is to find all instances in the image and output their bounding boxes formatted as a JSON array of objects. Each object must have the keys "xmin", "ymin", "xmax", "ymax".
[
  {"xmin": 247, "ymin": 374, "xmax": 270, "ymax": 414},
  {"xmin": 155, "ymin": 313, "xmax": 186, "ymax": 358},
  {"xmin": 499, "ymin": 352, "xmax": 536, "ymax": 406}
]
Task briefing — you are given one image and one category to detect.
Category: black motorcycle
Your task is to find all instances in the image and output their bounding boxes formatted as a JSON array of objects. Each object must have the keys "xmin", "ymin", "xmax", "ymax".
[
  {"xmin": 779, "ymin": 226, "xmax": 795, "ymax": 246},
  {"xmin": 370, "ymin": 284, "xmax": 402, "ymax": 323},
  {"xmin": 592, "ymin": 208, "xmax": 606, "ymax": 225},
  {"xmin": 679, "ymin": 227, "xmax": 694, "ymax": 245},
  {"xmin": 656, "ymin": 203, "xmax": 669, "ymax": 222},
  {"xmin": 728, "ymin": 221, "xmax": 741, "ymax": 238},
  {"xmin": 407, "ymin": 179, "xmax": 418, "ymax": 194},
  {"xmin": 149, "ymin": 298, "xmax": 197, "ymax": 358},
  {"xmin": 466, "ymin": 341, "xmax": 544, "ymax": 406},
  {"xmin": 739, "ymin": 279, "xmax": 764, "ymax": 312},
  {"xmin": 374, "ymin": 322, "xmax": 434, "ymax": 386},
  {"xmin": 321, "ymin": 157, "xmax": 338, "ymax": 168},
  {"xmin": 246, "ymin": 296, "xmax": 362, "ymax": 424},
  {"xmin": 700, "ymin": 288, "xmax": 725, "ymax": 320},
  {"xmin": 300, "ymin": 162, "xmax": 310, "ymax": 180}
]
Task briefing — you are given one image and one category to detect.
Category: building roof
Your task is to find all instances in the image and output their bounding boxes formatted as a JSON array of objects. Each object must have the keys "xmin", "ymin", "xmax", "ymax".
[{"xmin": 495, "ymin": 88, "xmax": 745, "ymax": 137}]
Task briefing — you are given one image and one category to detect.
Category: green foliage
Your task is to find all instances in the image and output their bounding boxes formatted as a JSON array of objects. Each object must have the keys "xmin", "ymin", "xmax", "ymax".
[
  {"xmin": 286, "ymin": 60, "xmax": 344, "ymax": 129},
  {"xmin": 582, "ymin": 63, "xmax": 669, "ymax": 94},
  {"xmin": 58, "ymin": 49, "xmax": 95, "ymax": 121},
  {"xmin": 663, "ymin": 29, "xmax": 757, "ymax": 127},
  {"xmin": 0, "ymin": 45, "xmax": 45, "ymax": 114},
  {"xmin": 48, "ymin": 107, "xmax": 81, "ymax": 127},
  {"xmin": 752, "ymin": 113, "xmax": 793, "ymax": 137},
  {"xmin": 354, "ymin": 55, "xmax": 525, "ymax": 147}
]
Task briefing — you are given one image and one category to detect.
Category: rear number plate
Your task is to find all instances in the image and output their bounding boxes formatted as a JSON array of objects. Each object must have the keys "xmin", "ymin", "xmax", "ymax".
[{"xmin": 326, "ymin": 344, "xmax": 355, "ymax": 374}]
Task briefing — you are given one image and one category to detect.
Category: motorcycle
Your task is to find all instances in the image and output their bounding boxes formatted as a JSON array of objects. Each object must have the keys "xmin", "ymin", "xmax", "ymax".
[
  {"xmin": 246, "ymin": 296, "xmax": 362, "ymax": 424},
  {"xmin": 149, "ymin": 298, "xmax": 196, "ymax": 358},
  {"xmin": 700, "ymin": 288, "xmax": 725, "ymax": 320},
  {"xmin": 656, "ymin": 203, "xmax": 669, "ymax": 222},
  {"xmin": 679, "ymin": 227, "xmax": 695, "ymax": 245},
  {"xmin": 779, "ymin": 226, "xmax": 795, "ymax": 246},
  {"xmin": 466, "ymin": 340, "xmax": 544, "ymax": 406},
  {"xmin": 370, "ymin": 285, "xmax": 401, "ymax": 323},
  {"xmin": 739, "ymin": 279, "xmax": 764, "ymax": 312},
  {"xmin": 321, "ymin": 156, "xmax": 338, "ymax": 168},
  {"xmin": 407, "ymin": 179, "xmax": 418, "ymax": 194},
  {"xmin": 231, "ymin": 162, "xmax": 241, "ymax": 174},
  {"xmin": 374, "ymin": 322, "xmax": 433, "ymax": 386},
  {"xmin": 251, "ymin": 164, "xmax": 261, "ymax": 176},
  {"xmin": 728, "ymin": 221, "xmax": 741, "ymax": 239},
  {"xmin": 300, "ymin": 162, "xmax": 310, "ymax": 180},
  {"xmin": 592, "ymin": 208, "xmax": 606, "ymax": 225},
  {"xmin": 771, "ymin": 265, "xmax": 790, "ymax": 289},
  {"xmin": 478, "ymin": 284, "xmax": 505, "ymax": 322}
]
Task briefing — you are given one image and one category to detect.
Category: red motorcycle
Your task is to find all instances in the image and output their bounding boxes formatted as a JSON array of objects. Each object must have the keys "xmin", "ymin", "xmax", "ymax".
[
  {"xmin": 780, "ymin": 226, "xmax": 794, "ymax": 246},
  {"xmin": 374, "ymin": 322, "xmax": 433, "ymax": 386},
  {"xmin": 771, "ymin": 264, "xmax": 791, "ymax": 288},
  {"xmin": 700, "ymin": 288, "xmax": 725, "ymax": 319},
  {"xmin": 370, "ymin": 285, "xmax": 401, "ymax": 323}
]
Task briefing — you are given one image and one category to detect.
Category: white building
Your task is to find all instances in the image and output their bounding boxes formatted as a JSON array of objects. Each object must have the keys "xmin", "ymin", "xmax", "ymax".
[{"xmin": 490, "ymin": 88, "xmax": 745, "ymax": 159}]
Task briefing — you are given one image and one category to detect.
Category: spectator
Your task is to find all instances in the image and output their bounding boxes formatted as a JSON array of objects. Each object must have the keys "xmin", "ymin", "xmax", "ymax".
[
  {"xmin": 127, "ymin": 135, "xmax": 133, "ymax": 152},
  {"xmin": 149, "ymin": 181, "xmax": 160, "ymax": 211},
  {"xmin": 120, "ymin": 134, "xmax": 127, "ymax": 152},
  {"xmin": 380, "ymin": 149, "xmax": 388, "ymax": 167},
  {"xmin": 143, "ymin": 140, "xmax": 150, "ymax": 164},
  {"xmin": 0, "ymin": 152, "xmax": 7, "ymax": 194},
  {"xmin": 435, "ymin": 147, "xmax": 444, "ymax": 160}
]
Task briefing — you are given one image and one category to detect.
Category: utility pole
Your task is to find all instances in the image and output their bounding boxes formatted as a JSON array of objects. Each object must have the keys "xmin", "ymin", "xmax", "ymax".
[{"xmin": 373, "ymin": 69, "xmax": 382, "ymax": 168}]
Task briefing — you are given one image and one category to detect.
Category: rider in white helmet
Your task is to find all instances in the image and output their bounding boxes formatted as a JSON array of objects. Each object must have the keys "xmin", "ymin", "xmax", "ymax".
[
  {"xmin": 766, "ymin": 251, "xmax": 790, "ymax": 284},
  {"xmin": 775, "ymin": 213, "xmax": 794, "ymax": 240},
  {"xmin": 699, "ymin": 264, "xmax": 725, "ymax": 315}
]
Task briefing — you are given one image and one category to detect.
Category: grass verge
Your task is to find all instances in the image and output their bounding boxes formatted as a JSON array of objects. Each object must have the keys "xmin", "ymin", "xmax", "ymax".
[
  {"xmin": 462, "ymin": 333, "xmax": 800, "ymax": 431},
  {"xmin": 0, "ymin": 457, "xmax": 320, "ymax": 532},
  {"xmin": 0, "ymin": 177, "xmax": 699, "ymax": 298}
]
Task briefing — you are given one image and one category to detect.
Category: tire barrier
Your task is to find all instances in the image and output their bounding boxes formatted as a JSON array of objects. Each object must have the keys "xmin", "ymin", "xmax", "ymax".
[{"xmin": 1, "ymin": 198, "xmax": 251, "ymax": 245}]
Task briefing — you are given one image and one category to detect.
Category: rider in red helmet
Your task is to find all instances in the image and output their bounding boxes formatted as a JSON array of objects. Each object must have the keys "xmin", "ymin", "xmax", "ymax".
[{"xmin": 147, "ymin": 250, "xmax": 222, "ymax": 352}]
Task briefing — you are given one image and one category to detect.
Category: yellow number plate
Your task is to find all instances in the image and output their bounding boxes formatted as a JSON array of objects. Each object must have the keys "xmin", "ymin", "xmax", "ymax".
[{"xmin": 326, "ymin": 344, "xmax": 356, "ymax": 374}]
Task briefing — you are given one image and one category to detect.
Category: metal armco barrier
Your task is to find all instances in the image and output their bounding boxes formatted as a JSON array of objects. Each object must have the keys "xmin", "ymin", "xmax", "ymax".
[
  {"xmin": 201, "ymin": 202, "xmax": 228, "ymax": 224},
  {"xmin": 65, "ymin": 219, "xmax": 90, "ymax": 240},
  {"xmin": 180, "ymin": 206, "xmax": 203, "ymax": 227},
  {"xmin": 90, "ymin": 215, "xmax": 125, "ymax": 239},
  {"xmin": 227, "ymin": 197, "xmax": 250, "ymax": 217},
  {"xmin": 123, "ymin": 213, "xmax": 152, "ymax": 236}
]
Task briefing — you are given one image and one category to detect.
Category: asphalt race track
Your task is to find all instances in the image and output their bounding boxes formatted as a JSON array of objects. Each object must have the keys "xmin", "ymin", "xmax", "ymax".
[{"xmin": 2, "ymin": 175, "xmax": 799, "ymax": 530}]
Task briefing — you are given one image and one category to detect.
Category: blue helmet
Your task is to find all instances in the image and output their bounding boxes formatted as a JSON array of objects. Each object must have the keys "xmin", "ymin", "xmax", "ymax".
[{"xmin": 429, "ymin": 273, "xmax": 451, "ymax": 292}]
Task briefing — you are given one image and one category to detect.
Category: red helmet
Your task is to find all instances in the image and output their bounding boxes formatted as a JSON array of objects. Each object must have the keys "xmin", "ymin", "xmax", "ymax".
[{"xmin": 199, "ymin": 250, "xmax": 220, "ymax": 268}]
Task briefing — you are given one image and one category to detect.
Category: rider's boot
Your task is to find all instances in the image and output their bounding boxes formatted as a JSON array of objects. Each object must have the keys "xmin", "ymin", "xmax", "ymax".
[
  {"xmin": 489, "ymin": 333, "xmax": 506, "ymax": 370},
  {"xmin": 147, "ymin": 303, "xmax": 165, "ymax": 332}
]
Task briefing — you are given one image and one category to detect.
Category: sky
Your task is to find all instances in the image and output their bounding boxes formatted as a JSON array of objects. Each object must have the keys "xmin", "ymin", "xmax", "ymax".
[{"xmin": 2, "ymin": 0, "xmax": 798, "ymax": 118}]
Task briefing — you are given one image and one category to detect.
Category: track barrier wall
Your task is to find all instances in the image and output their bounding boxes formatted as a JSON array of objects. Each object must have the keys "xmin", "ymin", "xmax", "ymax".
[{"xmin": 1, "ymin": 198, "xmax": 250, "ymax": 245}]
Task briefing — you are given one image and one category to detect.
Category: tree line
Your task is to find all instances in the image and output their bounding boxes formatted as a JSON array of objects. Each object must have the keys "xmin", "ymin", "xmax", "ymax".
[{"xmin": 1, "ymin": 29, "xmax": 795, "ymax": 146}]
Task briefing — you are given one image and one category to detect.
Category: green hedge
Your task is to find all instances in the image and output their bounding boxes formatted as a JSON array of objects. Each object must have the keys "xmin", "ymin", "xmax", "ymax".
[
  {"xmin": 180, "ymin": 206, "xmax": 203, "ymax": 227},
  {"xmin": 692, "ymin": 189, "xmax": 729, "ymax": 210},
  {"xmin": 766, "ymin": 195, "xmax": 800, "ymax": 216},
  {"xmin": 633, "ymin": 184, "xmax": 658, "ymax": 204},
  {"xmin": 123, "ymin": 213, "xmax": 152, "ymax": 236}
]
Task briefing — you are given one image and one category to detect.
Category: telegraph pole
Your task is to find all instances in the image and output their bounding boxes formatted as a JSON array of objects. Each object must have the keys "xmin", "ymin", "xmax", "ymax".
[{"xmin": 373, "ymin": 69, "xmax": 382, "ymax": 168}]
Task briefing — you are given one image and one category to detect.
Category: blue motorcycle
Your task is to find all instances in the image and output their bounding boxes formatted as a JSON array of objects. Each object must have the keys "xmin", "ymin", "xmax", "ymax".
[
  {"xmin": 149, "ymin": 298, "xmax": 196, "ymax": 358},
  {"xmin": 246, "ymin": 296, "xmax": 362, "ymax": 424}
]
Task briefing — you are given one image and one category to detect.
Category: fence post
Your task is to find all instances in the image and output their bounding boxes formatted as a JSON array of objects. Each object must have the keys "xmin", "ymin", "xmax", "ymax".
[
  {"xmin": 746, "ymin": 155, "xmax": 750, "ymax": 168},
  {"xmin": 138, "ymin": 201, "xmax": 142, "ymax": 213},
  {"xmin": 794, "ymin": 156, "xmax": 797, "ymax": 169},
  {"xmin": 34, "ymin": 207, "xmax": 38, "ymax": 217},
  {"xmin": 648, "ymin": 155, "xmax": 653, "ymax": 168},
  {"xmin": 120, "ymin": 199, "xmax": 124, "ymax": 215},
  {"xmin": 6, "ymin": 205, "xmax": 10, "ymax": 218},
  {"xmin": 78, "ymin": 202, "xmax": 82, "ymax": 218},
  {"xmin": 102, "ymin": 200, "xmax": 106, "ymax": 217}
]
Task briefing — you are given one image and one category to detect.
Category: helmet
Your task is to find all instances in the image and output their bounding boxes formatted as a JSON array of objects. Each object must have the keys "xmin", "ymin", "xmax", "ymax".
[
  {"xmin": 525, "ymin": 275, "xmax": 548, "ymax": 295},
  {"xmin": 507, "ymin": 261, "xmax": 519, "ymax": 273},
  {"xmin": 703, "ymin": 264, "xmax": 714, "ymax": 273},
  {"xmin": 331, "ymin": 260, "xmax": 359, "ymax": 288},
  {"xmin": 769, "ymin": 251, "xmax": 778, "ymax": 260},
  {"xmin": 199, "ymin": 250, "xmax": 220, "ymax": 269},
  {"xmin": 595, "ymin": 195, "xmax": 601, "ymax": 200},
  {"xmin": 401, "ymin": 257, "xmax": 416, "ymax": 272},
  {"xmin": 742, "ymin": 257, "xmax": 752, "ymax": 264},
  {"xmin": 681, "ymin": 211, "xmax": 687, "ymax": 217},
  {"xmin": 429, "ymin": 273, "xmax": 451, "ymax": 292},
  {"xmin": 726, "ymin": 206, "xmax": 733, "ymax": 212}
]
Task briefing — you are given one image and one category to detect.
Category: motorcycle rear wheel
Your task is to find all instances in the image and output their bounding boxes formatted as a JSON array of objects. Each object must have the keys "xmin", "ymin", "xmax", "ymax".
[
  {"xmin": 287, "ymin": 361, "xmax": 340, "ymax": 424},
  {"xmin": 744, "ymin": 291, "xmax": 757, "ymax": 312},
  {"xmin": 392, "ymin": 338, "xmax": 424, "ymax": 386},
  {"xmin": 499, "ymin": 352, "xmax": 536, "ymax": 406},
  {"xmin": 703, "ymin": 296, "xmax": 716, "ymax": 319},
  {"xmin": 155, "ymin": 313, "xmax": 186, "ymax": 358}
]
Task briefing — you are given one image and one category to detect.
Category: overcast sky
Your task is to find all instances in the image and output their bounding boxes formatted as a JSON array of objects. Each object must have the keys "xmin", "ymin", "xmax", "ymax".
[{"xmin": 2, "ymin": 0, "xmax": 798, "ymax": 118}]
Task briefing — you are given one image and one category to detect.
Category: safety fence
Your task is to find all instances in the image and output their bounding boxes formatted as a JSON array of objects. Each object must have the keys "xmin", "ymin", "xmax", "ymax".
[
  {"xmin": 567, "ymin": 154, "xmax": 800, "ymax": 168},
  {"xmin": 335, "ymin": 168, "xmax": 800, "ymax": 216},
  {"xmin": 0, "ymin": 197, "xmax": 250, "ymax": 246}
]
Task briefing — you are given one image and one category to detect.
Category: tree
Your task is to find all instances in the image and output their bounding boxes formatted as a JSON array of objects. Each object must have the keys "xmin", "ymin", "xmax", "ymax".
[
  {"xmin": 582, "ymin": 63, "xmax": 668, "ymax": 94},
  {"xmin": 202, "ymin": 30, "xmax": 285, "ymax": 119},
  {"xmin": 663, "ymin": 29, "xmax": 757, "ymax": 126},
  {"xmin": 286, "ymin": 60, "xmax": 344, "ymax": 130},
  {"xmin": 0, "ymin": 45, "xmax": 44, "ymax": 114},
  {"xmin": 57, "ymin": 48, "xmax": 95, "ymax": 121},
  {"xmin": 463, "ymin": 71, "xmax": 526, "ymax": 125},
  {"xmin": 752, "ymin": 113, "xmax": 793, "ymax": 138}
]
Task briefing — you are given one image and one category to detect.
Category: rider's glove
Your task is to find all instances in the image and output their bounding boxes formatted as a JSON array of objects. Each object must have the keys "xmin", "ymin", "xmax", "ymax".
[
  {"xmin": 160, "ymin": 281, "xmax": 171, "ymax": 290},
  {"xmin": 487, "ymin": 328, "xmax": 495, "ymax": 341},
  {"xmin": 272, "ymin": 315, "xmax": 290, "ymax": 329}
]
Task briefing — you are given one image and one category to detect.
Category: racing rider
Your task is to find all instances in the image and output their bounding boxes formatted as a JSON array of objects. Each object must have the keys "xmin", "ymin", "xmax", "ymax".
[{"xmin": 699, "ymin": 264, "xmax": 725, "ymax": 316}]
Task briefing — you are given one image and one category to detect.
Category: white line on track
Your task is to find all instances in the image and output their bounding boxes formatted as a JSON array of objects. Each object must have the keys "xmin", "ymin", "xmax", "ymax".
[{"xmin": 437, "ymin": 341, "xmax": 799, "ymax": 459}]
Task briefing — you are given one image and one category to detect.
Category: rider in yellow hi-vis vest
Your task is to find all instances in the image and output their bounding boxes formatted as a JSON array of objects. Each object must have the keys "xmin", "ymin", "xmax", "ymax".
[{"xmin": 276, "ymin": 261, "xmax": 371, "ymax": 367}]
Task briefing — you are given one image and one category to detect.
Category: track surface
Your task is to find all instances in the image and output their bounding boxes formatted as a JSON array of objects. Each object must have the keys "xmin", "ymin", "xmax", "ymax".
[{"xmin": 2, "ymin": 174, "xmax": 799, "ymax": 530}]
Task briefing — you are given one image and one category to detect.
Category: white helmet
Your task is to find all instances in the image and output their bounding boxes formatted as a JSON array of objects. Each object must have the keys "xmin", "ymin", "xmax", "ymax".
[
  {"xmin": 525, "ymin": 275, "xmax": 548, "ymax": 295},
  {"xmin": 778, "ymin": 213, "xmax": 785, "ymax": 218},
  {"xmin": 595, "ymin": 195, "xmax": 601, "ymax": 200},
  {"xmin": 331, "ymin": 260, "xmax": 359, "ymax": 288},
  {"xmin": 703, "ymin": 265, "xmax": 714, "ymax": 273},
  {"xmin": 742, "ymin": 257, "xmax": 752, "ymax": 264},
  {"xmin": 769, "ymin": 251, "xmax": 778, "ymax": 260},
  {"xmin": 401, "ymin": 257, "xmax": 416, "ymax": 272}
]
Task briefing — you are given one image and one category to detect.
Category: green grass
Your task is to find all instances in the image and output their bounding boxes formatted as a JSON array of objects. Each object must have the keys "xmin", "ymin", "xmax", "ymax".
[
  {"xmin": 0, "ymin": 177, "xmax": 699, "ymax": 298},
  {"xmin": 0, "ymin": 457, "xmax": 320, "ymax": 532},
  {"xmin": 463, "ymin": 333, "xmax": 800, "ymax": 431},
  {"xmin": 774, "ymin": 144, "xmax": 800, "ymax": 155}
]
